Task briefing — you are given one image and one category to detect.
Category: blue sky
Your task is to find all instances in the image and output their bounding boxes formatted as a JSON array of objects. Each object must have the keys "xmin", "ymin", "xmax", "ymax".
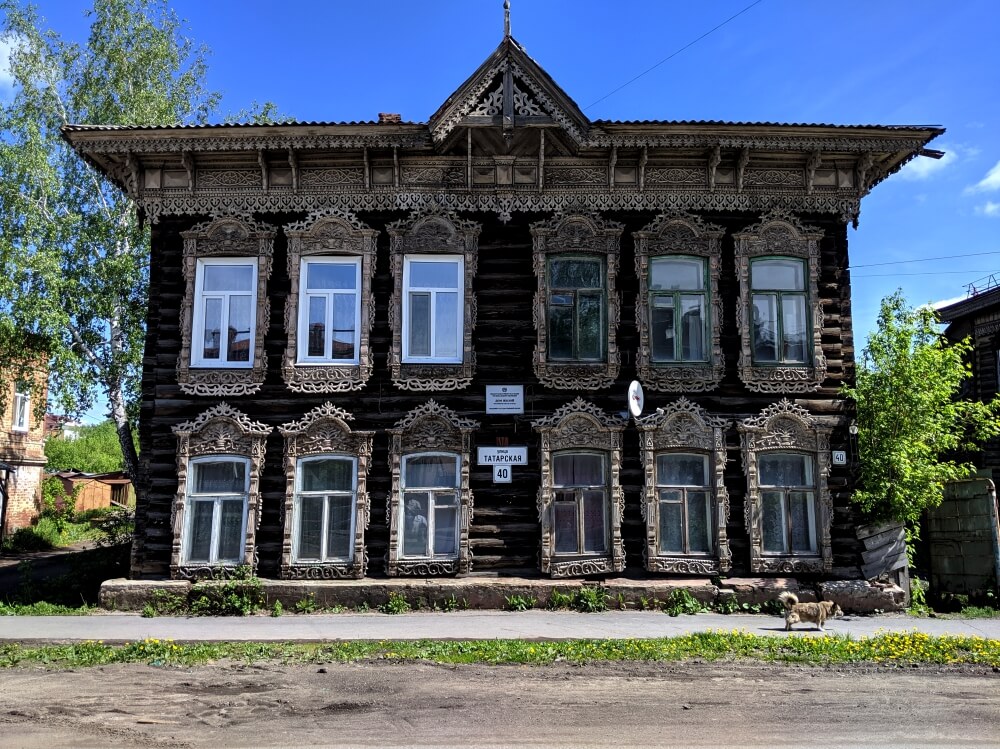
[{"xmin": 4, "ymin": 0, "xmax": 1000, "ymax": 421}]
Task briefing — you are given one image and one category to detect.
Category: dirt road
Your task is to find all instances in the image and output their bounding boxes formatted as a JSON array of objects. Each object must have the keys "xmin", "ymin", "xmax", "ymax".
[{"xmin": 1, "ymin": 660, "xmax": 998, "ymax": 747}]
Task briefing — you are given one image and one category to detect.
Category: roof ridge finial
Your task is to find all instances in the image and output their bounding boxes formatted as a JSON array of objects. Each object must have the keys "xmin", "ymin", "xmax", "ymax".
[{"xmin": 504, "ymin": 0, "xmax": 511, "ymax": 38}]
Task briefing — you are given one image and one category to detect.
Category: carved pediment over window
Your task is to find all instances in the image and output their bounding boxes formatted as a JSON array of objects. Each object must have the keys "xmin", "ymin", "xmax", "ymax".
[
  {"xmin": 387, "ymin": 209, "xmax": 480, "ymax": 392},
  {"xmin": 279, "ymin": 403, "xmax": 374, "ymax": 580},
  {"xmin": 531, "ymin": 212, "xmax": 623, "ymax": 390},
  {"xmin": 282, "ymin": 212, "xmax": 378, "ymax": 393},
  {"xmin": 177, "ymin": 216, "xmax": 275, "ymax": 397},
  {"xmin": 532, "ymin": 399, "xmax": 626, "ymax": 578},
  {"xmin": 387, "ymin": 400, "xmax": 479, "ymax": 576},
  {"xmin": 170, "ymin": 403, "xmax": 272, "ymax": 580},
  {"xmin": 636, "ymin": 399, "xmax": 731, "ymax": 574},
  {"xmin": 734, "ymin": 212, "xmax": 827, "ymax": 393},
  {"xmin": 738, "ymin": 400, "xmax": 833, "ymax": 574},
  {"xmin": 634, "ymin": 213, "xmax": 725, "ymax": 393}
]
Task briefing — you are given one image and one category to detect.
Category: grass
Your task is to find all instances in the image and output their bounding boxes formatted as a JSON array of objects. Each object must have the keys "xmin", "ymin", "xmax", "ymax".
[
  {"xmin": 0, "ymin": 517, "xmax": 100, "ymax": 553},
  {"xmin": 0, "ymin": 601, "xmax": 93, "ymax": 616},
  {"xmin": 1, "ymin": 630, "xmax": 997, "ymax": 669}
]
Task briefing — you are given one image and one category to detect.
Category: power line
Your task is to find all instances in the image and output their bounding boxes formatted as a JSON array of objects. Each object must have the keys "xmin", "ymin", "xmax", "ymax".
[
  {"xmin": 583, "ymin": 0, "xmax": 766, "ymax": 111},
  {"xmin": 852, "ymin": 250, "xmax": 1000, "ymax": 269},
  {"xmin": 854, "ymin": 269, "xmax": 1000, "ymax": 278}
]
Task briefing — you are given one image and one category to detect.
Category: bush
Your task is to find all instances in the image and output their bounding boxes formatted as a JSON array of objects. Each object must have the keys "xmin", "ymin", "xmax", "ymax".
[
  {"xmin": 0, "ymin": 526, "xmax": 54, "ymax": 553},
  {"xmin": 547, "ymin": 588, "xmax": 574, "ymax": 609},
  {"xmin": 662, "ymin": 589, "xmax": 705, "ymax": 617},
  {"xmin": 40, "ymin": 476, "xmax": 79, "ymax": 532},
  {"xmin": 379, "ymin": 592, "xmax": 410, "ymax": 615},
  {"xmin": 573, "ymin": 586, "xmax": 609, "ymax": 613},
  {"xmin": 189, "ymin": 567, "xmax": 264, "ymax": 616},
  {"xmin": 505, "ymin": 594, "xmax": 535, "ymax": 611}
]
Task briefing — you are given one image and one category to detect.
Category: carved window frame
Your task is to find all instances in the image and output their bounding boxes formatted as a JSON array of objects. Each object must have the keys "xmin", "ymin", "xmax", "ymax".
[
  {"xmin": 387, "ymin": 209, "xmax": 480, "ymax": 391},
  {"xmin": 282, "ymin": 213, "xmax": 378, "ymax": 393},
  {"xmin": 387, "ymin": 400, "xmax": 479, "ymax": 575},
  {"xmin": 170, "ymin": 403, "xmax": 272, "ymax": 580},
  {"xmin": 637, "ymin": 398, "xmax": 731, "ymax": 574},
  {"xmin": 278, "ymin": 403, "xmax": 374, "ymax": 579},
  {"xmin": 734, "ymin": 213, "xmax": 826, "ymax": 393},
  {"xmin": 634, "ymin": 213, "xmax": 725, "ymax": 392},
  {"xmin": 177, "ymin": 217, "xmax": 275, "ymax": 396},
  {"xmin": 531, "ymin": 212, "xmax": 623, "ymax": 390},
  {"xmin": 738, "ymin": 399, "xmax": 833, "ymax": 574},
  {"xmin": 532, "ymin": 398, "xmax": 626, "ymax": 577}
]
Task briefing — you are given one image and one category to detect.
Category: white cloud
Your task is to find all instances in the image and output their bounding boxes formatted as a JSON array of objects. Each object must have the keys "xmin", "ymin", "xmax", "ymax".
[
  {"xmin": 975, "ymin": 201, "xmax": 1000, "ymax": 217},
  {"xmin": 929, "ymin": 295, "xmax": 967, "ymax": 310},
  {"xmin": 0, "ymin": 37, "xmax": 15, "ymax": 96},
  {"xmin": 898, "ymin": 148, "xmax": 957, "ymax": 181},
  {"xmin": 968, "ymin": 160, "xmax": 1000, "ymax": 193}
]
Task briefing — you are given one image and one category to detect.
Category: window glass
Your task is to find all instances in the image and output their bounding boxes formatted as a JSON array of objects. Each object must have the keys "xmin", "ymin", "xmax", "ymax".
[
  {"xmin": 658, "ymin": 454, "xmax": 708, "ymax": 486},
  {"xmin": 659, "ymin": 495, "xmax": 683, "ymax": 553},
  {"xmin": 188, "ymin": 501, "xmax": 214, "ymax": 562},
  {"xmin": 403, "ymin": 257, "xmax": 462, "ymax": 362},
  {"xmin": 752, "ymin": 295, "xmax": 779, "ymax": 362},
  {"xmin": 307, "ymin": 297, "xmax": 326, "ymax": 357},
  {"xmin": 409, "ymin": 261, "xmax": 458, "ymax": 288},
  {"xmin": 202, "ymin": 298, "xmax": 223, "ymax": 360},
  {"xmin": 405, "ymin": 455, "xmax": 457, "ymax": 488},
  {"xmin": 435, "ymin": 292, "xmax": 459, "ymax": 358},
  {"xmin": 403, "ymin": 493, "xmax": 430, "ymax": 556},
  {"xmin": 759, "ymin": 454, "xmax": 812, "ymax": 487},
  {"xmin": 326, "ymin": 495, "xmax": 354, "ymax": 559},
  {"xmin": 553, "ymin": 453, "xmax": 604, "ymax": 486},
  {"xmin": 298, "ymin": 496, "xmax": 324, "ymax": 559},
  {"xmin": 761, "ymin": 491, "xmax": 786, "ymax": 552},
  {"xmin": 553, "ymin": 502, "xmax": 578, "ymax": 553},
  {"xmin": 789, "ymin": 492, "xmax": 814, "ymax": 552},
  {"xmin": 193, "ymin": 460, "xmax": 246, "ymax": 494},
  {"xmin": 650, "ymin": 299, "xmax": 676, "ymax": 361},
  {"xmin": 577, "ymin": 293, "xmax": 603, "ymax": 359},
  {"xmin": 752, "ymin": 259, "xmax": 804, "ymax": 290},
  {"xmin": 307, "ymin": 263, "xmax": 356, "ymax": 290},
  {"xmin": 782, "ymin": 295, "xmax": 808, "ymax": 362},
  {"xmin": 218, "ymin": 500, "xmax": 245, "ymax": 561},
  {"xmin": 582, "ymin": 490, "xmax": 607, "ymax": 553},
  {"xmin": 679, "ymin": 296, "xmax": 705, "ymax": 360},
  {"xmin": 433, "ymin": 498, "xmax": 458, "ymax": 556},
  {"xmin": 12, "ymin": 390, "xmax": 30, "ymax": 431},
  {"xmin": 227, "ymin": 296, "xmax": 252, "ymax": 361},
  {"xmin": 687, "ymin": 491, "xmax": 711, "ymax": 553},
  {"xmin": 203, "ymin": 264, "xmax": 253, "ymax": 291},
  {"xmin": 550, "ymin": 257, "xmax": 601, "ymax": 289},
  {"xmin": 408, "ymin": 292, "xmax": 432, "ymax": 357},
  {"xmin": 650, "ymin": 257, "xmax": 704, "ymax": 291},
  {"xmin": 301, "ymin": 458, "xmax": 353, "ymax": 493}
]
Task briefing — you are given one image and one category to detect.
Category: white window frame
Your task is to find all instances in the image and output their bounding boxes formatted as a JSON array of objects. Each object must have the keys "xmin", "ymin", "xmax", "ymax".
[
  {"xmin": 292, "ymin": 454, "xmax": 359, "ymax": 563},
  {"xmin": 190, "ymin": 257, "xmax": 259, "ymax": 369},
  {"xmin": 296, "ymin": 257, "xmax": 362, "ymax": 365},
  {"xmin": 182, "ymin": 456, "xmax": 250, "ymax": 565},
  {"xmin": 551, "ymin": 450, "xmax": 610, "ymax": 556},
  {"xmin": 400, "ymin": 451, "xmax": 461, "ymax": 560},
  {"xmin": 758, "ymin": 452, "xmax": 818, "ymax": 555},
  {"xmin": 11, "ymin": 389, "xmax": 30, "ymax": 432},
  {"xmin": 655, "ymin": 452, "xmax": 714, "ymax": 556},
  {"xmin": 401, "ymin": 255, "xmax": 464, "ymax": 364}
]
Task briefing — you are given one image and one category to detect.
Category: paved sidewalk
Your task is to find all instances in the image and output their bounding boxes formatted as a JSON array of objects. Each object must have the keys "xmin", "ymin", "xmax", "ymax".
[{"xmin": 1, "ymin": 610, "xmax": 999, "ymax": 642}]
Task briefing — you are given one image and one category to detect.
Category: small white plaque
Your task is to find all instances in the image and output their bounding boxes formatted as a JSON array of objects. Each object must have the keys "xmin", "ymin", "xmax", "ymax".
[
  {"xmin": 477, "ymin": 446, "xmax": 528, "ymax": 465},
  {"xmin": 493, "ymin": 464, "xmax": 513, "ymax": 484},
  {"xmin": 832, "ymin": 450, "xmax": 847, "ymax": 465},
  {"xmin": 486, "ymin": 385, "xmax": 524, "ymax": 415}
]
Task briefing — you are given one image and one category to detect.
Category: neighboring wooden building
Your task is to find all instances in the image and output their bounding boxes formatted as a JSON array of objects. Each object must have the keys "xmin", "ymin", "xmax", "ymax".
[
  {"xmin": 50, "ymin": 470, "xmax": 135, "ymax": 513},
  {"xmin": 63, "ymin": 31, "xmax": 942, "ymax": 581}
]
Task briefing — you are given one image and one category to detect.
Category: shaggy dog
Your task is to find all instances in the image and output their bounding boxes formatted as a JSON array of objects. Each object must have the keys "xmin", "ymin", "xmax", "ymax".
[{"xmin": 778, "ymin": 591, "xmax": 843, "ymax": 631}]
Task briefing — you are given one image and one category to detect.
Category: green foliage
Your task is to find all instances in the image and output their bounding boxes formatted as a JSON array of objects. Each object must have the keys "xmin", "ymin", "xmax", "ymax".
[
  {"xmin": 293, "ymin": 594, "xmax": 317, "ymax": 614},
  {"xmin": 270, "ymin": 600, "xmax": 284, "ymax": 617},
  {"xmin": 572, "ymin": 586, "xmax": 609, "ymax": 613},
  {"xmin": 504, "ymin": 594, "xmax": 535, "ymax": 611},
  {"xmin": 379, "ymin": 592, "xmax": 411, "ymax": 615},
  {"xmin": 842, "ymin": 291, "xmax": 1000, "ymax": 525},
  {"xmin": 44, "ymin": 421, "xmax": 133, "ymax": 473},
  {"xmin": 40, "ymin": 476, "xmax": 79, "ymax": 532},
  {"xmin": 547, "ymin": 588, "xmax": 574, "ymax": 609},
  {"xmin": 188, "ymin": 567, "xmax": 264, "ymax": 616},
  {"xmin": 662, "ymin": 589, "xmax": 706, "ymax": 617},
  {"xmin": 435, "ymin": 594, "xmax": 463, "ymax": 612},
  {"xmin": 0, "ymin": 526, "xmax": 54, "ymax": 552},
  {"xmin": 0, "ymin": 601, "xmax": 92, "ymax": 616}
]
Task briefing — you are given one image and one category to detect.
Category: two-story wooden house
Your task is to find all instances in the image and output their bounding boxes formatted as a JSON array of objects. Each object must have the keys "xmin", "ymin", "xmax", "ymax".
[{"xmin": 64, "ymin": 31, "xmax": 942, "ymax": 583}]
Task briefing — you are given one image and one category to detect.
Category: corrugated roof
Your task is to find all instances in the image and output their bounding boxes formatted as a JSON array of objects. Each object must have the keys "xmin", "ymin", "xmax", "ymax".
[{"xmin": 62, "ymin": 120, "xmax": 426, "ymax": 131}]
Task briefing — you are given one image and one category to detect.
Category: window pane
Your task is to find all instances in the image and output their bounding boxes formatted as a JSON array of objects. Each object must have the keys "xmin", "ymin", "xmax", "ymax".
[
  {"xmin": 218, "ymin": 499, "xmax": 245, "ymax": 561},
  {"xmin": 409, "ymin": 261, "xmax": 458, "ymax": 289},
  {"xmin": 789, "ymin": 492, "xmax": 815, "ymax": 552},
  {"xmin": 187, "ymin": 501, "xmax": 214, "ymax": 562},
  {"xmin": 582, "ymin": 490, "xmax": 607, "ymax": 553},
  {"xmin": 759, "ymin": 454, "xmax": 811, "ymax": 487},
  {"xmin": 203, "ymin": 264, "xmax": 253, "ymax": 291},
  {"xmin": 297, "ymin": 495, "xmax": 323, "ymax": 560},
  {"xmin": 326, "ymin": 495, "xmax": 354, "ymax": 559},
  {"xmin": 752, "ymin": 259, "xmax": 804, "ymax": 291},
  {"xmin": 548, "ymin": 305, "xmax": 574, "ymax": 359},
  {"xmin": 307, "ymin": 262, "xmax": 356, "ymax": 290},
  {"xmin": 403, "ymin": 493, "xmax": 430, "ymax": 556},
  {"xmin": 408, "ymin": 292, "xmax": 431, "ymax": 357},
  {"xmin": 752, "ymin": 294, "xmax": 778, "ymax": 362},
  {"xmin": 405, "ymin": 455, "xmax": 458, "ymax": 488},
  {"xmin": 307, "ymin": 296, "xmax": 326, "ymax": 357},
  {"xmin": 301, "ymin": 458, "xmax": 353, "ymax": 493},
  {"xmin": 193, "ymin": 460, "xmax": 245, "ymax": 494},
  {"xmin": 658, "ymin": 454, "xmax": 708, "ymax": 486},
  {"xmin": 435, "ymin": 291, "xmax": 458, "ymax": 358},
  {"xmin": 227, "ymin": 295, "xmax": 252, "ymax": 362},
  {"xmin": 332, "ymin": 294, "xmax": 357, "ymax": 358},
  {"xmin": 650, "ymin": 296, "xmax": 676, "ymax": 361},
  {"xmin": 13, "ymin": 392, "xmax": 29, "ymax": 429},
  {"xmin": 550, "ymin": 258, "xmax": 601, "ymax": 289},
  {"xmin": 687, "ymin": 491, "xmax": 712, "ymax": 553},
  {"xmin": 433, "ymin": 503, "xmax": 458, "ymax": 556},
  {"xmin": 577, "ymin": 292, "xmax": 603, "ymax": 360},
  {"xmin": 553, "ymin": 502, "xmax": 578, "ymax": 553},
  {"xmin": 650, "ymin": 257, "xmax": 704, "ymax": 291},
  {"xmin": 659, "ymin": 497, "xmax": 683, "ymax": 553},
  {"xmin": 761, "ymin": 491, "xmax": 786, "ymax": 552},
  {"xmin": 782, "ymin": 295, "xmax": 808, "ymax": 363},
  {"xmin": 679, "ymin": 295, "xmax": 705, "ymax": 361},
  {"xmin": 202, "ymin": 297, "xmax": 222, "ymax": 360},
  {"xmin": 553, "ymin": 453, "xmax": 604, "ymax": 487}
]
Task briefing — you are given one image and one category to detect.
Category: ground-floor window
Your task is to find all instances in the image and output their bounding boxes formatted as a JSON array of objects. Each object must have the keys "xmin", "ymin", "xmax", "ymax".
[
  {"xmin": 293, "ymin": 455, "xmax": 357, "ymax": 562},
  {"xmin": 552, "ymin": 451, "xmax": 608, "ymax": 555},
  {"xmin": 184, "ymin": 457, "xmax": 249, "ymax": 565},
  {"xmin": 656, "ymin": 453, "xmax": 713, "ymax": 555},
  {"xmin": 401, "ymin": 453, "xmax": 460, "ymax": 558},
  {"xmin": 758, "ymin": 453, "xmax": 817, "ymax": 554}
]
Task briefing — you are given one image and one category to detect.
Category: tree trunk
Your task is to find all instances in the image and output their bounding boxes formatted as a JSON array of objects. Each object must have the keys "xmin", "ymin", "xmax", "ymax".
[{"xmin": 108, "ymin": 383, "xmax": 139, "ymax": 482}]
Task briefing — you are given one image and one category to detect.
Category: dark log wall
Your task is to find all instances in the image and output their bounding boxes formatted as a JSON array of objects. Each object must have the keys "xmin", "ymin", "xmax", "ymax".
[{"xmin": 133, "ymin": 209, "xmax": 863, "ymax": 579}]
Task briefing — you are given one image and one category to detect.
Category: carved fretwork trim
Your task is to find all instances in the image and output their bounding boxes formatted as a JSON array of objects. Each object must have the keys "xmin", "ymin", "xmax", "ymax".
[
  {"xmin": 386, "ymin": 401, "xmax": 479, "ymax": 576},
  {"xmin": 278, "ymin": 403, "xmax": 374, "ymax": 579},
  {"xmin": 738, "ymin": 400, "xmax": 833, "ymax": 574},
  {"xmin": 532, "ymin": 399, "xmax": 626, "ymax": 578},
  {"xmin": 734, "ymin": 212, "xmax": 827, "ymax": 393},
  {"xmin": 170, "ymin": 403, "xmax": 272, "ymax": 579},
  {"xmin": 636, "ymin": 398, "xmax": 731, "ymax": 574},
  {"xmin": 387, "ymin": 209, "xmax": 481, "ymax": 391},
  {"xmin": 530, "ymin": 212, "xmax": 623, "ymax": 390},
  {"xmin": 176, "ymin": 216, "xmax": 275, "ymax": 396},
  {"xmin": 633, "ymin": 213, "xmax": 725, "ymax": 392},
  {"xmin": 282, "ymin": 212, "xmax": 378, "ymax": 392}
]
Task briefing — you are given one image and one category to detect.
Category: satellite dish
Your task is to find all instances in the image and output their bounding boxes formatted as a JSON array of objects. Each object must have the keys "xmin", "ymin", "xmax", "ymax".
[{"xmin": 627, "ymin": 380, "xmax": 644, "ymax": 419}]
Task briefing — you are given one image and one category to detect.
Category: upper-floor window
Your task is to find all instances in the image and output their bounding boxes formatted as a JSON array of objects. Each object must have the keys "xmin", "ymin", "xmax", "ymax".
[
  {"xmin": 191, "ymin": 258, "xmax": 257, "ymax": 368},
  {"xmin": 758, "ymin": 453, "xmax": 817, "ymax": 554},
  {"xmin": 656, "ymin": 453, "xmax": 712, "ymax": 555},
  {"xmin": 401, "ymin": 453, "xmax": 460, "ymax": 558},
  {"xmin": 548, "ymin": 256, "xmax": 604, "ymax": 361},
  {"xmin": 403, "ymin": 256, "xmax": 463, "ymax": 363},
  {"xmin": 649, "ymin": 256, "xmax": 708, "ymax": 363},
  {"xmin": 298, "ymin": 258, "xmax": 361, "ymax": 364},
  {"xmin": 12, "ymin": 389, "xmax": 30, "ymax": 432},
  {"xmin": 750, "ymin": 258, "xmax": 808, "ymax": 364},
  {"xmin": 293, "ymin": 455, "xmax": 358, "ymax": 562},
  {"xmin": 183, "ymin": 456, "xmax": 250, "ymax": 565}
]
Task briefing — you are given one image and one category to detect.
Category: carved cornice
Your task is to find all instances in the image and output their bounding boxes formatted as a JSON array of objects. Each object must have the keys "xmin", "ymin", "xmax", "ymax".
[{"xmin": 172, "ymin": 402, "xmax": 271, "ymax": 438}]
